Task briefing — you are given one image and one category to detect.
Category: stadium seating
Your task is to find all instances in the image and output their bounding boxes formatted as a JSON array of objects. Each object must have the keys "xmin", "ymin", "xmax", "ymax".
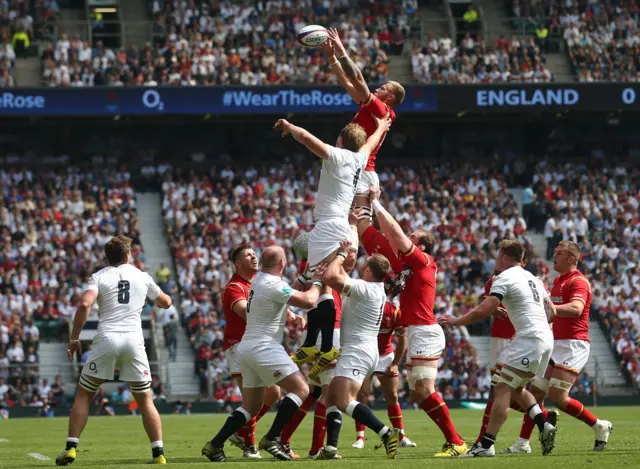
[
  {"xmin": 535, "ymin": 162, "xmax": 640, "ymax": 391},
  {"xmin": 411, "ymin": 33, "xmax": 552, "ymax": 83},
  {"xmin": 0, "ymin": 168, "xmax": 142, "ymax": 407},
  {"xmin": 162, "ymin": 163, "xmax": 541, "ymax": 401}
]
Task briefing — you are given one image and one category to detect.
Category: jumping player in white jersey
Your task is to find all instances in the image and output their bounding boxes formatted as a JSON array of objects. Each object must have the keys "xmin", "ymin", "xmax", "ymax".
[
  {"xmin": 440, "ymin": 240, "xmax": 558, "ymax": 457},
  {"xmin": 202, "ymin": 246, "xmax": 325, "ymax": 462},
  {"xmin": 273, "ymin": 114, "xmax": 391, "ymax": 378},
  {"xmin": 314, "ymin": 239, "xmax": 400, "ymax": 460},
  {"xmin": 56, "ymin": 236, "xmax": 173, "ymax": 466}
]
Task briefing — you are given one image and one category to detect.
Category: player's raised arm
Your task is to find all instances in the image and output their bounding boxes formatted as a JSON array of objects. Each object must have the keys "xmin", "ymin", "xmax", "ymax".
[
  {"xmin": 287, "ymin": 263, "xmax": 327, "ymax": 309},
  {"xmin": 359, "ymin": 113, "xmax": 391, "ymax": 157},
  {"xmin": 439, "ymin": 295, "xmax": 501, "ymax": 327},
  {"xmin": 273, "ymin": 119, "xmax": 330, "ymax": 160},
  {"xmin": 368, "ymin": 187, "xmax": 411, "ymax": 254},
  {"xmin": 322, "ymin": 239, "xmax": 351, "ymax": 292},
  {"xmin": 326, "ymin": 28, "xmax": 370, "ymax": 104}
]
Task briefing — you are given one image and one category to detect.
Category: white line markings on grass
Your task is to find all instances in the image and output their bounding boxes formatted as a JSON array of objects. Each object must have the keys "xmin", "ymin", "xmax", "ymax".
[
  {"xmin": 0, "ymin": 438, "xmax": 8, "ymax": 442},
  {"xmin": 27, "ymin": 453, "xmax": 51, "ymax": 461}
]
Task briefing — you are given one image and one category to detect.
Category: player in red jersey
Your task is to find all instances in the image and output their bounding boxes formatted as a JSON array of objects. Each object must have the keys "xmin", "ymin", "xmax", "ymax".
[
  {"xmin": 352, "ymin": 301, "xmax": 417, "ymax": 449},
  {"xmin": 222, "ymin": 245, "xmax": 280, "ymax": 459},
  {"xmin": 281, "ymin": 259, "xmax": 347, "ymax": 460},
  {"xmin": 322, "ymin": 29, "xmax": 405, "ymax": 215},
  {"xmin": 504, "ymin": 241, "xmax": 612, "ymax": 454},
  {"xmin": 362, "ymin": 187, "xmax": 468, "ymax": 457}
]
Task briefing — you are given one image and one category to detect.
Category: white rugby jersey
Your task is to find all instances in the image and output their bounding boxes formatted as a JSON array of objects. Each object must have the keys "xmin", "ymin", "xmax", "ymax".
[
  {"xmin": 242, "ymin": 272, "xmax": 294, "ymax": 342},
  {"xmin": 340, "ymin": 279, "xmax": 386, "ymax": 347},
  {"xmin": 86, "ymin": 264, "xmax": 161, "ymax": 335},
  {"xmin": 314, "ymin": 146, "xmax": 367, "ymax": 221},
  {"xmin": 490, "ymin": 266, "xmax": 551, "ymax": 340}
]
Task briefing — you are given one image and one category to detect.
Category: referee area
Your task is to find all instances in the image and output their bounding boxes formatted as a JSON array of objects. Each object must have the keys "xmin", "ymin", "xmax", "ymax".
[{"xmin": 1, "ymin": 407, "xmax": 631, "ymax": 468}]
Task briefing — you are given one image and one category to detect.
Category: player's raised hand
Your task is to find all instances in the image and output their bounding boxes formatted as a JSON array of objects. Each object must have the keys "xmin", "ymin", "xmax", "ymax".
[
  {"xmin": 369, "ymin": 186, "xmax": 381, "ymax": 202},
  {"xmin": 373, "ymin": 112, "xmax": 392, "ymax": 132},
  {"xmin": 327, "ymin": 27, "xmax": 346, "ymax": 55},
  {"xmin": 339, "ymin": 239, "xmax": 352, "ymax": 252},
  {"xmin": 273, "ymin": 119, "xmax": 291, "ymax": 136},
  {"xmin": 493, "ymin": 306, "xmax": 508, "ymax": 319},
  {"xmin": 322, "ymin": 38, "xmax": 335, "ymax": 58},
  {"xmin": 288, "ymin": 309, "xmax": 306, "ymax": 328},
  {"xmin": 311, "ymin": 263, "xmax": 327, "ymax": 282},
  {"xmin": 349, "ymin": 208, "xmax": 369, "ymax": 225},
  {"xmin": 438, "ymin": 315, "xmax": 459, "ymax": 327}
]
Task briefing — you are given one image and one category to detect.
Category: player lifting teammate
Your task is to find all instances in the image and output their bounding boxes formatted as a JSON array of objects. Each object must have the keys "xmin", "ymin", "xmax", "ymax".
[
  {"xmin": 440, "ymin": 240, "xmax": 558, "ymax": 457},
  {"xmin": 504, "ymin": 240, "xmax": 612, "ymax": 454},
  {"xmin": 273, "ymin": 110, "xmax": 390, "ymax": 379},
  {"xmin": 362, "ymin": 187, "xmax": 468, "ymax": 457},
  {"xmin": 202, "ymin": 247, "xmax": 324, "ymax": 462},
  {"xmin": 221, "ymin": 245, "xmax": 281, "ymax": 458},
  {"xmin": 56, "ymin": 236, "xmax": 173, "ymax": 466}
]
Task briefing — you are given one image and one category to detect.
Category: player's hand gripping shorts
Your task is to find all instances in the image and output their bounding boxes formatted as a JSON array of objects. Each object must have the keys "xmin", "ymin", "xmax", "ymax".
[
  {"xmin": 355, "ymin": 169, "xmax": 380, "ymax": 195},
  {"xmin": 373, "ymin": 352, "xmax": 398, "ymax": 377}
]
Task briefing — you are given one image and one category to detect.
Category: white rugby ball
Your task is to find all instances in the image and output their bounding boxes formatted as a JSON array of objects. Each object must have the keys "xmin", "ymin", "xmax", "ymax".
[{"xmin": 297, "ymin": 25, "xmax": 328, "ymax": 48}]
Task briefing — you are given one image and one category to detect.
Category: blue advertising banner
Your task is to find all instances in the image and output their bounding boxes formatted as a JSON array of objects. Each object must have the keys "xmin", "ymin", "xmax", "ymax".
[
  {"xmin": 0, "ymin": 83, "xmax": 638, "ymax": 116},
  {"xmin": 0, "ymin": 86, "xmax": 437, "ymax": 116}
]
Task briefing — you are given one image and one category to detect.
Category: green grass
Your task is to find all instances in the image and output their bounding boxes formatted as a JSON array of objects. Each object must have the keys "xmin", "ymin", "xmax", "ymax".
[{"xmin": 0, "ymin": 407, "xmax": 634, "ymax": 468}]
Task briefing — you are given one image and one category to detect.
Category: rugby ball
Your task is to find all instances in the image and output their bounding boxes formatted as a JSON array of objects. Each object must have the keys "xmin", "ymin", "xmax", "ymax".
[{"xmin": 297, "ymin": 25, "xmax": 328, "ymax": 48}]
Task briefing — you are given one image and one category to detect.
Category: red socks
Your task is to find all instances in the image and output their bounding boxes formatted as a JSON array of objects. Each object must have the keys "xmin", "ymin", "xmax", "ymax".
[
  {"xmin": 310, "ymin": 402, "xmax": 327, "ymax": 455},
  {"xmin": 355, "ymin": 420, "xmax": 365, "ymax": 438},
  {"xmin": 476, "ymin": 401, "xmax": 493, "ymax": 443},
  {"xmin": 387, "ymin": 404, "xmax": 405, "ymax": 439},
  {"xmin": 420, "ymin": 393, "xmax": 463, "ymax": 446},
  {"xmin": 281, "ymin": 395, "xmax": 317, "ymax": 444},
  {"xmin": 239, "ymin": 418, "xmax": 256, "ymax": 446},
  {"xmin": 563, "ymin": 398, "xmax": 597, "ymax": 426},
  {"xmin": 256, "ymin": 404, "xmax": 270, "ymax": 421}
]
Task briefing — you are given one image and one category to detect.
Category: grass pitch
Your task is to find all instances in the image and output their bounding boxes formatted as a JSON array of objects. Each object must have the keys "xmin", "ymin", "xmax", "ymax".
[{"xmin": 0, "ymin": 407, "xmax": 634, "ymax": 468}]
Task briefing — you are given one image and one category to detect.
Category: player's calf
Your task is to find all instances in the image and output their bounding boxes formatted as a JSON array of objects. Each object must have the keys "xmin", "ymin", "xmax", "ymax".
[{"xmin": 132, "ymin": 383, "xmax": 166, "ymax": 464}]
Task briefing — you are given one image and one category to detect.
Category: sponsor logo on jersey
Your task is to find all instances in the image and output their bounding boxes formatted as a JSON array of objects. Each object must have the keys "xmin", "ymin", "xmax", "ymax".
[{"xmin": 273, "ymin": 370, "xmax": 282, "ymax": 378}]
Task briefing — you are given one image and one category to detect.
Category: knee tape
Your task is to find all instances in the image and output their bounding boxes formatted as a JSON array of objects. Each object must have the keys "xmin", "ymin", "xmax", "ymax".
[
  {"xmin": 549, "ymin": 378, "xmax": 573, "ymax": 392},
  {"xmin": 130, "ymin": 381, "xmax": 152, "ymax": 394},
  {"xmin": 498, "ymin": 367, "xmax": 530, "ymax": 390},
  {"xmin": 531, "ymin": 376, "xmax": 550, "ymax": 393},
  {"xmin": 407, "ymin": 366, "xmax": 437, "ymax": 390},
  {"xmin": 491, "ymin": 372, "xmax": 502, "ymax": 387},
  {"xmin": 78, "ymin": 374, "xmax": 100, "ymax": 393}
]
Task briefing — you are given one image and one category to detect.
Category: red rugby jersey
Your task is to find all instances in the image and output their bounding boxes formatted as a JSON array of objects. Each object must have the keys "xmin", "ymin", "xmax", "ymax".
[
  {"xmin": 361, "ymin": 225, "xmax": 404, "ymax": 274},
  {"xmin": 397, "ymin": 245, "xmax": 437, "ymax": 326},
  {"xmin": 551, "ymin": 269, "xmax": 591, "ymax": 342},
  {"xmin": 351, "ymin": 94, "xmax": 395, "ymax": 171},
  {"xmin": 485, "ymin": 276, "xmax": 515, "ymax": 339},
  {"xmin": 378, "ymin": 302, "xmax": 402, "ymax": 355},
  {"xmin": 222, "ymin": 273, "xmax": 253, "ymax": 350}
]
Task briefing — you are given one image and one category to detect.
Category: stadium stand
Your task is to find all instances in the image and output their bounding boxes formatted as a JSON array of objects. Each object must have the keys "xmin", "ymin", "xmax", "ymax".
[
  {"xmin": 534, "ymin": 162, "xmax": 640, "ymax": 391},
  {"xmin": 411, "ymin": 33, "xmax": 552, "ymax": 83},
  {"xmin": 0, "ymin": 168, "xmax": 143, "ymax": 407},
  {"xmin": 161, "ymin": 163, "xmax": 542, "ymax": 402}
]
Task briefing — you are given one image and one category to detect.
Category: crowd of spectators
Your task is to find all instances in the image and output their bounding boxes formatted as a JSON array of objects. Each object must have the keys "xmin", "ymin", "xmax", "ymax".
[
  {"xmin": 529, "ymin": 161, "xmax": 639, "ymax": 392},
  {"xmin": 0, "ymin": 168, "xmax": 145, "ymax": 402},
  {"xmin": 41, "ymin": 0, "xmax": 418, "ymax": 87},
  {"xmin": 411, "ymin": 33, "xmax": 552, "ymax": 83},
  {"xmin": 0, "ymin": 373, "xmax": 67, "ymax": 415},
  {"xmin": 160, "ymin": 161, "xmax": 545, "ymax": 402}
]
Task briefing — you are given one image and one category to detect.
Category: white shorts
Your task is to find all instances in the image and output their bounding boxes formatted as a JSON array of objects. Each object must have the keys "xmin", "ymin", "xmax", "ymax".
[
  {"xmin": 334, "ymin": 343, "xmax": 379, "ymax": 384},
  {"xmin": 373, "ymin": 352, "xmax": 397, "ymax": 376},
  {"xmin": 406, "ymin": 324, "xmax": 445, "ymax": 366},
  {"xmin": 505, "ymin": 335, "xmax": 553, "ymax": 377},
  {"xmin": 490, "ymin": 338, "xmax": 512, "ymax": 367},
  {"xmin": 551, "ymin": 339, "xmax": 590, "ymax": 375},
  {"xmin": 81, "ymin": 332, "xmax": 150, "ymax": 382},
  {"xmin": 355, "ymin": 169, "xmax": 380, "ymax": 195},
  {"xmin": 226, "ymin": 343, "xmax": 242, "ymax": 376},
  {"xmin": 308, "ymin": 218, "xmax": 352, "ymax": 267},
  {"xmin": 238, "ymin": 339, "xmax": 299, "ymax": 388},
  {"xmin": 304, "ymin": 327, "xmax": 341, "ymax": 387}
]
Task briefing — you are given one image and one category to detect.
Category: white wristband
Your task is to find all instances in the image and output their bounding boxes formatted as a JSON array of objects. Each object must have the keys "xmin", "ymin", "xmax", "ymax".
[{"xmin": 371, "ymin": 199, "xmax": 383, "ymax": 214}]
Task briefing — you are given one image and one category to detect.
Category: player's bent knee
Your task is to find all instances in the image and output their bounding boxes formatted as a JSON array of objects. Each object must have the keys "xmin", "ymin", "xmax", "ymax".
[
  {"xmin": 407, "ymin": 366, "xmax": 437, "ymax": 390},
  {"xmin": 531, "ymin": 376, "xmax": 550, "ymax": 394},
  {"xmin": 498, "ymin": 368, "xmax": 530, "ymax": 390},
  {"xmin": 78, "ymin": 374, "xmax": 101, "ymax": 393},
  {"xmin": 130, "ymin": 381, "xmax": 152, "ymax": 394}
]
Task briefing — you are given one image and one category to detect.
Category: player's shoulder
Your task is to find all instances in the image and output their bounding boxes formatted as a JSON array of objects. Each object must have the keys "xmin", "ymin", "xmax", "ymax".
[{"xmin": 569, "ymin": 271, "xmax": 591, "ymax": 288}]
